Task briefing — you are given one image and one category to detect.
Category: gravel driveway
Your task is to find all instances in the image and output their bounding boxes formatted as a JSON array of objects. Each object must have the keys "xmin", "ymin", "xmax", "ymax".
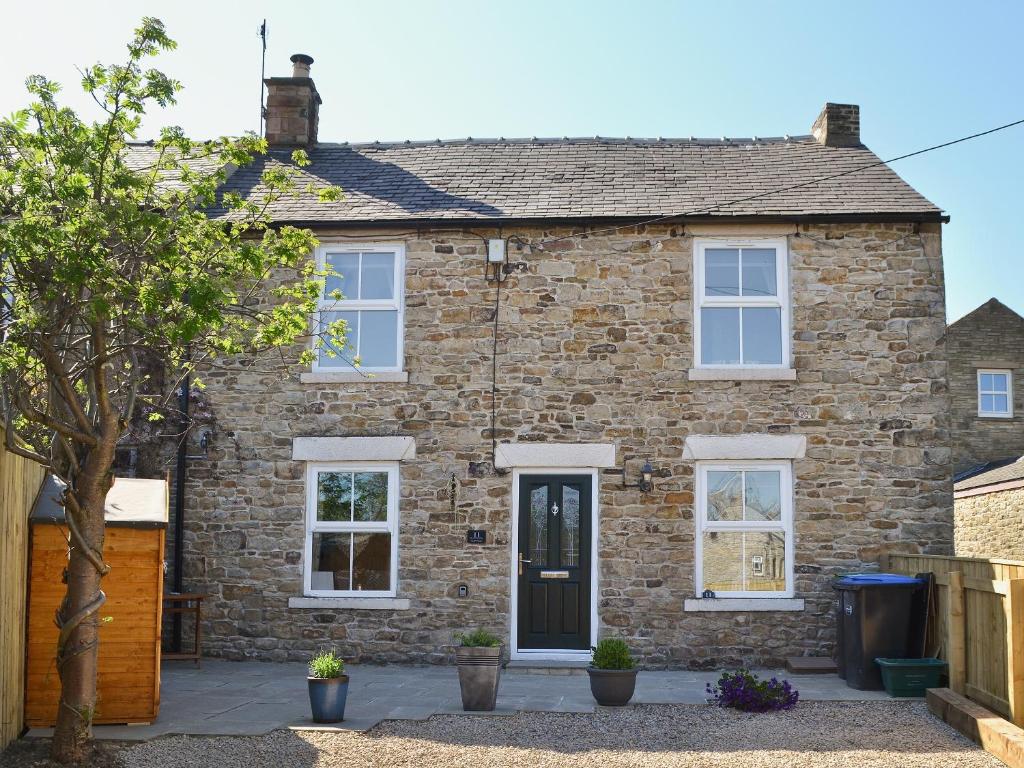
[{"xmin": 108, "ymin": 701, "xmax": 999, "ymax": 768}]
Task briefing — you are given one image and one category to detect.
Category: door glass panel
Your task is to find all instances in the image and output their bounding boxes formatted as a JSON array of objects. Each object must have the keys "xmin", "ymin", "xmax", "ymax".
[
  {"xmin": 352, "ymin": 532, "xmax": 391, "ymax": 591},
  {"xmin": 743, "ymin": 471, "xmax": 781, "ymax": 521},
  {"xmin": 529, "ymin": 485, "xmax": 549, "ymax": 567},
  {"xmin": 317, "ymin": 472, "xmax": 352, "ymax": 521},
  {"xmin": 560, "ymin": 486, "xmax": 581, "ymax": 567},
  {"xmin": 706, "ymin": 471, "xmax": 742, "ymax": 521},
  {"xmin": 311, "ymin": 532, "xmax": 351, "ymax": 590},
  {"xmin": 352, "ymin": 472, "xmax": 389, "ymax": 521}
]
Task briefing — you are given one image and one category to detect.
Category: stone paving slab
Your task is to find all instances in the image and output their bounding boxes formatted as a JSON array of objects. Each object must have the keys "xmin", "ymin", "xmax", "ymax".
[{"xmin": 23, "ymin": 659, "xmax": 891, "ymax": 742}]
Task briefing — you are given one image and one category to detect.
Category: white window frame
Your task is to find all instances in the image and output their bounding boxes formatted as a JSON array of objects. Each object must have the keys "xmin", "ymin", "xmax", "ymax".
[
  {"xmin": 311, "ymin": 242, "xmax": 406, "ymax": 373},
  {"xmin": 978, "ymin": 368, "xmax": 1014, "ymax": 418},
  {"xmin": 693, "ymin": 237, "xmax": 791, "ymax": 369},
  {"xmin": 695, "ymin": 460, "xmax": 794, "ymax": 599},
  {"xmin": 303, "ymin": 461, "xmax": 400, "ymax": 598}
]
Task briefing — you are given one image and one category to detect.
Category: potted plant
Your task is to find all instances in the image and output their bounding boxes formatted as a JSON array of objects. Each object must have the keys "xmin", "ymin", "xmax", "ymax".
[
  {"xmin": 587, "ymin": 638, "xmax": 638, "ymax": 706},
  {"xmin": 454, "ymin": 629, "xmax": 503, "ymax": 711},
  {"xmin": 307, "ymin": 649, "xmax": 349, "ymax": 723}
]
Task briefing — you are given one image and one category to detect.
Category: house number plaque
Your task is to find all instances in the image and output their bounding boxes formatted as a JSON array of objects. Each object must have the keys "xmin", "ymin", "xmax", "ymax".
[{"xmin": 466, "ymin": 529, "xmax": 486, "ymax": 545}]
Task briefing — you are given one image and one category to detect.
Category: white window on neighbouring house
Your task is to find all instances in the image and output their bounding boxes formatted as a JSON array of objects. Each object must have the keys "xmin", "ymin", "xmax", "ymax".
[
  {"xmin": 695, "ymin": 461, "xmax": 794, "ymax": 598},
  {"xmin": 978, "ymin": 369, "xmax": 1013, "ymax": 418},
  {"xmin": 314, "ymin": 244, "xmax": 405, "ymax": 372},
  {"xmin": 304, "ymin": 462, "xmax": 399, "ymax": 597},
  {"xmin": 693, "ymin": 239, "xmax": 790, "ymax": 368}
]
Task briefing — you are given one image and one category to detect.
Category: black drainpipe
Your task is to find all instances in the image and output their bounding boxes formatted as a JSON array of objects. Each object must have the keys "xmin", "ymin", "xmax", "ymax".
[{"xmin": 172, "ymin": 372, "xmax": 189, "ymax": 653}]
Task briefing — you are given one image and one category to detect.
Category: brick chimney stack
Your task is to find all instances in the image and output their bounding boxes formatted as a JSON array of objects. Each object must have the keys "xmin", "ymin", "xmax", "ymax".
[
  {"xmin": 264, "ymin": 53, "xmax": 321, "ymax": 146},
  {"xmin": 811, "ymin": 103, "xmax": 860, "ymax": 147}
]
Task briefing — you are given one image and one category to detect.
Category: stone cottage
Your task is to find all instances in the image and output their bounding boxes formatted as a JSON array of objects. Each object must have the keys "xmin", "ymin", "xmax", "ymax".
[
  {"xmin": 169, "ymin": 54, "xmax": 953, "ymax": 667},
  {"xmin": 947, "ymin": 297, "xmax": 1024, "ymax": 477},
  {"xmin": 954, "ymin": 459, "xmax": 1024, "ymax": 558}
]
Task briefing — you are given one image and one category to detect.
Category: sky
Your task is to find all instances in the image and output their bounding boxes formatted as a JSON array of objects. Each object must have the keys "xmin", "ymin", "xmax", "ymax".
[{"xmin": 2, "ymin": 0, "xmax": 1021, "ymax": 323}]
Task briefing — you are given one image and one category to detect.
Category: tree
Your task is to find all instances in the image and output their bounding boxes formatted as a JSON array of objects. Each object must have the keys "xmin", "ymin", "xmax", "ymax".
[{"xmin": 0, "ymin": 19, "xmax": 343, "ymax": 763}]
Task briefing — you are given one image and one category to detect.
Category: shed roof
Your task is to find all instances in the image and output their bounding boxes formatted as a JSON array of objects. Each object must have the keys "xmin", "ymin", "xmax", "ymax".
[{"xmin": 31, "ymin": 476, "xmax": 168, "ymax": 529}]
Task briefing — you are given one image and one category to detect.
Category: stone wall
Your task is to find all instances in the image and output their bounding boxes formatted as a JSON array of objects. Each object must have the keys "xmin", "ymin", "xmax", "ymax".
[
  {"xmin": 955, "ymin": 487, "xmax": 1024, "ymax": 558},
  {"xmin": 178, "ymin": 221, "xmax": 952, "ymax": 668},
  {"xmin": 947, "ymin": 298, "xmax": 1024, "ymax": 473}
]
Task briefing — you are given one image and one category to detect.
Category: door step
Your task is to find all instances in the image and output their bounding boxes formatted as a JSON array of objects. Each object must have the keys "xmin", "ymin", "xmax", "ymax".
[
  {"xmin": 505, "ymin": 660, "xmax": 590, "ymax": 675},
  {"xmin": 785, "ymin": 656, "xmax": 838, "ymax": 675}
]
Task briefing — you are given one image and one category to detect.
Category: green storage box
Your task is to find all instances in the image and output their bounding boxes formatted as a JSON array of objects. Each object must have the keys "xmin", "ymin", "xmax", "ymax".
[{"xmin": 875, "ymin": 658, "xmax": 947, "ymax": 697}]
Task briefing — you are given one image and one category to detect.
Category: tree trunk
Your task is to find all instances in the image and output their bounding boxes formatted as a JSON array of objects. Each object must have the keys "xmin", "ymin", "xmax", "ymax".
[{"xmin": 50, "ymin": 455, "xmax": 112, "ymax": 764}]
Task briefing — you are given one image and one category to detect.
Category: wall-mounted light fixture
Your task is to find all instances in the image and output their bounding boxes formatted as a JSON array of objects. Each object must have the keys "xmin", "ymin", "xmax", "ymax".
[{"xmin": 621, "ymin": 458, "xmax": 655, "ymax": 493}]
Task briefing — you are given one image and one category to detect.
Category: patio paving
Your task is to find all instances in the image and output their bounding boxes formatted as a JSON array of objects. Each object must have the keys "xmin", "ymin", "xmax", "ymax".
[{"xmin": 24, "ymin": 659, "xmax": 891, "ymax": 742}]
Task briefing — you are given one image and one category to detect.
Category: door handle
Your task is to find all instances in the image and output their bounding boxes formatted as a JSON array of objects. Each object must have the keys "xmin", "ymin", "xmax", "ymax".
[{"xmin": 518, "ymin": 552, "xmax": 532, "ymax": 576}]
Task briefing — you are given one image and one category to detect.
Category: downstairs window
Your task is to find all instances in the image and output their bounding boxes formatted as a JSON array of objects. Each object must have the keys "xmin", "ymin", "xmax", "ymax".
[{"xmin": 304, "ymin": 462, "xmax": 399, "ymax": 597}]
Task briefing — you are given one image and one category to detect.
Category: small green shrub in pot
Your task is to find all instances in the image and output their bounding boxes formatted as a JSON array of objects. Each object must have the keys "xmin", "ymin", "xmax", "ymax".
[
  {"xmin": 455, "ymin": 629, "xmax": 501, "ymax": 648},
  {"xmin": 454, "ymin": 629, "xmax": 503, "ymax": 711},
  {"xmin": 308, "ymin": 650, "xmax": 345, "ymax": 678},
  {"xmin": 587, "ymin": 638, "xmax": 638, "ymax": 706},
  {"xmin": 306, "ymin": 649, "xmax": 349, "ymax": 723},
  {"xmin": 591, "ymin": 638, "xmax": 635, "ymax": 670}
]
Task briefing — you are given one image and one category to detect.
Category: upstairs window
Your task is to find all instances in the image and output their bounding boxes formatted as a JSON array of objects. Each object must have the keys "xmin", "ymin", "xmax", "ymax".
[
  {"xmin": 694, "ymin": 239, "xmax": 790, "ymax": 368},
  {"xmin": 978, "ymin": 369, "xmax": 1013, "ymax": 418},
  {"xmin": 314, "ymin": 244, "xmax": 405, "ymax": 372}
]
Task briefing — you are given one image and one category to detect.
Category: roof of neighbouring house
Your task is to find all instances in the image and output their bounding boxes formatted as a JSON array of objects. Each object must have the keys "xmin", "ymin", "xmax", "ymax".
[
  {"xmin": 127, "ymin": 135, "xmax": 945, "ymax": 225},
  {"xmin": 31, "ymin": 475, "xmax": 168, "ymax": 529},
  {"xmin": 955, "ymin": 457, "xmax": 1024, "ymax": 492},
  {"xmin": 948, "ymin": 297, "xmax": 1024, "ymax": 331}
]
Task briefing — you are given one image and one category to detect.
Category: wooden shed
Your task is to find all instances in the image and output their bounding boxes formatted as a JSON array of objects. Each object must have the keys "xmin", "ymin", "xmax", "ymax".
[{"xmin": 25, "ymin": 476, "xmax": 166, "ymax": 727}]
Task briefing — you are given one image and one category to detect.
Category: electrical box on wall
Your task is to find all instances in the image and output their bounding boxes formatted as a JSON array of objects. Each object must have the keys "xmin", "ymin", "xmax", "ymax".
[{"xmin": 487, "ymin": 239, "xmax": 506, "ymax": 264}]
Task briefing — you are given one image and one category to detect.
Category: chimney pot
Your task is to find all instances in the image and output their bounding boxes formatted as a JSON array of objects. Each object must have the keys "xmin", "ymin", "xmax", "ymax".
[
  {"xmin": 290, "ymin": 53, "xmax": 314, "ymax": 78},
  {"xmin": 264, "ymin": 55, "xmax": 321, "ymax": 146},
  {"xmin": 812, "ymin": 103, "xmax": 860, "ymax": 147}
]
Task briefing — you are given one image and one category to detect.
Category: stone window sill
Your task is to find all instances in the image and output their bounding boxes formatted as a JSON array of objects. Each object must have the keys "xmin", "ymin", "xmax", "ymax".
[
  {"xmin": 683, "ymin": 598, "xmax": 804, "ymax": 612},
  {"xmin": 688, "ymin": 368, "xmax": 797, "ymax": 382},
  {"xmin": 288, "ymin": 597, "xmax": 410, "ymax": 610},
  {"xmin": 300, "ymin": 371, "xmax": 409, "ymax": 384}
]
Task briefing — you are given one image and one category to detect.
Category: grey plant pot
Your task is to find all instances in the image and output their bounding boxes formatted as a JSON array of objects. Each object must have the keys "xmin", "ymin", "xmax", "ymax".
[
  {"xmin": 587, "ymin": 667, "xmax": 638, "ymax": 706},
  {"xmin": 308, "ymin": 674, "xmax": 349, "ymax": 723},
  {"xmin": 455, "ymin": 646, "xmax": 503, "ymax": 711}
]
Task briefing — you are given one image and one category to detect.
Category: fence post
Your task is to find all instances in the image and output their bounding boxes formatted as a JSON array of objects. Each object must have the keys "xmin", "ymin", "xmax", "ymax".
[
  {"xmin": 1005, "ymin": 579, "xmax": 1024, "ymax": 726},
  {"xmin": 947, "ymin": 570, "xmax": 966, "ymax": 695}
]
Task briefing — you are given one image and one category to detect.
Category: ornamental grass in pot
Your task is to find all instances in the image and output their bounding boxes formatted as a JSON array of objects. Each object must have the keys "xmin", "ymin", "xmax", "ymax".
[
  {"xmin": 307, "ymin": 650, "xmax": 349, "ymax": 723},
  {"xmin": 454, "ymin": 629, "xmax": 503, "ymax": 711},
  {"xmin": 587, "ymin": 638, "xmax": 637, "ymax": 706}
]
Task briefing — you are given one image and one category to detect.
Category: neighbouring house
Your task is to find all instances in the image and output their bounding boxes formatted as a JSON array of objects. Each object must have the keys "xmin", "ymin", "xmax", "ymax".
[
  {"xmin": 947, "ymin": 298, "xmax": 1024, "ymax": 477},
  {"xmin": 151, "ymin": 54, "xmax": 953, "ymax": 668},
  {"xmin": 954, "ymin": 458, "xmax": 1024, "ymax": 558}
]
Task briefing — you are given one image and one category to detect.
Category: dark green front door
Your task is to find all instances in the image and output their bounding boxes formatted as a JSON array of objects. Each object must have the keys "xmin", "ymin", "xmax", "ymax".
[{"xmin": 517, "ymin": 474, "xmax": 592, "ymax": 650}]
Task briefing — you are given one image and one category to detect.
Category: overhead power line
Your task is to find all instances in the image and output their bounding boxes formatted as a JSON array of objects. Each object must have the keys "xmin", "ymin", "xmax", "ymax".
[{"xmin": 534, "ymin": 117, "xmax": 1024, "ymax": 248}]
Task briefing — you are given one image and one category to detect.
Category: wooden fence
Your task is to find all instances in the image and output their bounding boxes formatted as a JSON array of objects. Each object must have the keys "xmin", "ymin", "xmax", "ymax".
[
  {"xmin": 883, "ymin": 553, "xmax": 1024, "ymax": 726},
  {"xmin": 0, "ymin": 449, "xmax": 44, "ymax": 750}
]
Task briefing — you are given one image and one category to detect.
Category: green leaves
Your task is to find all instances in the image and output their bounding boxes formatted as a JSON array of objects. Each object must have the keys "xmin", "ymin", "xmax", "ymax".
[{"xmin": 0, "ymin": 17, "xmax": 344, "ymax": 475}]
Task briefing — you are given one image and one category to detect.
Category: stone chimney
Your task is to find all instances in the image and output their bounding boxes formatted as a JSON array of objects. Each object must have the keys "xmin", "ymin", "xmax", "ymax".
[
  {"xmin": 264, "ymin": 53, "xmax": 321, "ymax": 146},
  {"xmin": 811, "ymin": 103, "xmax": 860, "ymax": 147}
]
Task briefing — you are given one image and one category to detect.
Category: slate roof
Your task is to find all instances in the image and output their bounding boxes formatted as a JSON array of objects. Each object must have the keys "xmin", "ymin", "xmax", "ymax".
[
  {"xmin": 955, "ymin": 457, "xmax": 1024, "ymax": 492},
  {"xmin": 125, "ymin": 135, "xmax": 944, "ymax": 225}
]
